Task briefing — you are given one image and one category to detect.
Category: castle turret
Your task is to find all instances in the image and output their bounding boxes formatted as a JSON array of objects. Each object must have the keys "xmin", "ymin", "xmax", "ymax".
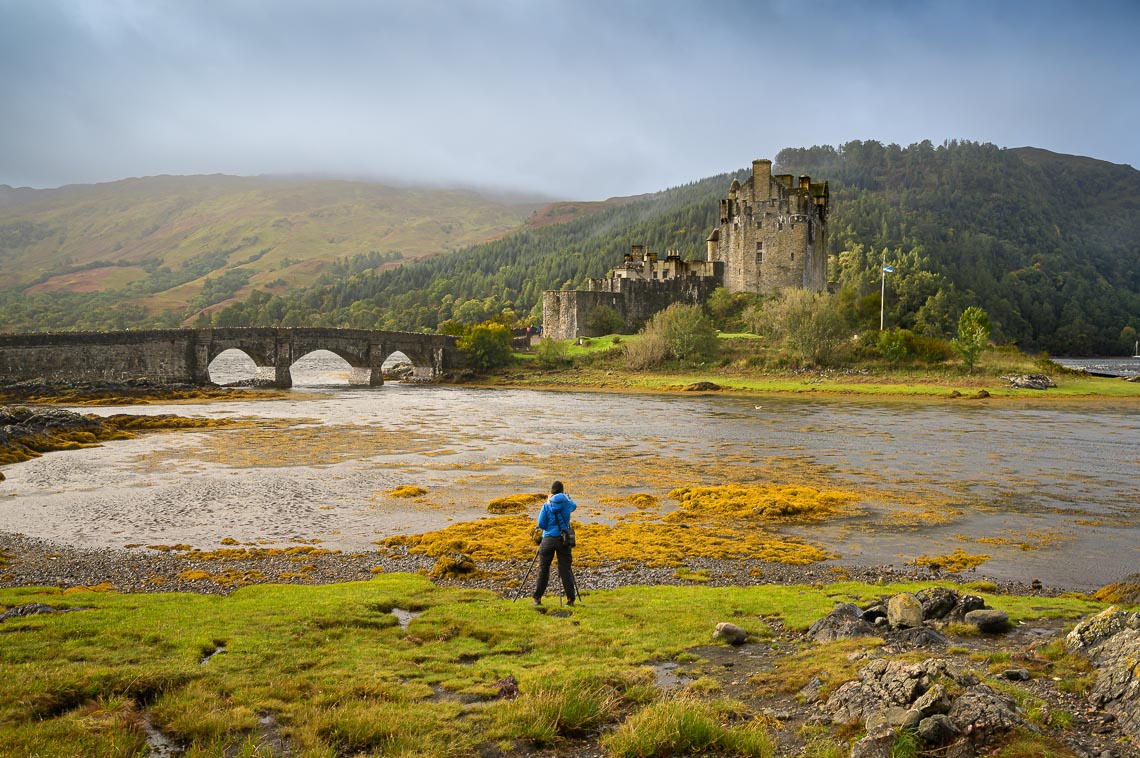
[
  {"xmin": 752, "ymin": 159, "xmax": 772, "ymax": 202},
  {"xmin": 706, "ymin": 228, "xmax": 720, "ymax": 262}
]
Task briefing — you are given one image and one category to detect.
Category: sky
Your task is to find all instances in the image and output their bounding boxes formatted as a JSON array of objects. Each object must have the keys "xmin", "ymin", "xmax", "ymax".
[{"xmin": 1, "ymin": 0, "xmax": 1138, "ymax": 200}]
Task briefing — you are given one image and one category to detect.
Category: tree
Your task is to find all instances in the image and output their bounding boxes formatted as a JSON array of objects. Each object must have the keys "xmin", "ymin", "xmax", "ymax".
[
  {"xmin": 534, "ymin": 337, "xmax": 570, "ymax": 368},
  {"xmin": 951, "ymin": 306, "xmax": 991, "ymax": 372},
  {"xmin": 456, "ymin": 322, "xmax": 513, "ymax": 371}
]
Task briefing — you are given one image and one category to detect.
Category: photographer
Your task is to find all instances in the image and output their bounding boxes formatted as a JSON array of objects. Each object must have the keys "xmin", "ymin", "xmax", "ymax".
[{"xmin": 532, "ymin": 480, "xmax": 577, "ymax": 606}]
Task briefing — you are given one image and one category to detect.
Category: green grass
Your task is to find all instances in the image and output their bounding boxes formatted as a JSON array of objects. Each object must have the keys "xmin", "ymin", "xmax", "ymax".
[
  {"xmin": 504, "ymin": 337, "xmax": 1140, "ymax": 400},
  {"xmin": 0, "ymin": 577, "xmax": 1108, "ymax": 755}
]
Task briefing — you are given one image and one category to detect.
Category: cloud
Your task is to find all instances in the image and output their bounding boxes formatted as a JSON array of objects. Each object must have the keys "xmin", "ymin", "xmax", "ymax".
[{"xmin": 1, "ymin": 0, "xmax": 1137, "ymax": 197}]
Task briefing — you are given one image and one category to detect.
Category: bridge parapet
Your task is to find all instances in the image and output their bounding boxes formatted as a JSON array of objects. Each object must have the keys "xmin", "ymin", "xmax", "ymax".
[{"xmin": 0, "ymin": 328, "xmax": 463, "ymax": 388}]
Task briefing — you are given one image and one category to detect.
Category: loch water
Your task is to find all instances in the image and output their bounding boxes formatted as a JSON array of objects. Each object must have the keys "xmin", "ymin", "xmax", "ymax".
[{"xmin": 1, "ymin": 351, "xmax": 1137, "ymax": 590}]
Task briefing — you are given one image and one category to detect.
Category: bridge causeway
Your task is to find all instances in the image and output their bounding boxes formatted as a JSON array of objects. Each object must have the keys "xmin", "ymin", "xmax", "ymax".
[{"xmin": 0, "ymin": 328, "xmax": 463, "ymax": 389}]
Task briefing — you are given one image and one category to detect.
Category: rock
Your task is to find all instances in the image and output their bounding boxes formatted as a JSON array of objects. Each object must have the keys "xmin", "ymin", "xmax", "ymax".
[
  {"xmin": 428, "ymin": 552, "xmax": 476, "ymax": 579},
  {"xmin": 807, "ymin": 603, "xmax": 877, "ymax": 642},
  {"xmin": 1005, "ymin": 374, "xmax": 1057, "ymax": 389},
  {"xmin": 797, "ymin": 676, "xmax": 824, "ymax": 704},
  {"xmin": 887, "ymin": 593, "xmax": 924, "ymax": 629},
  {"xmin": 850, "ymin": 724, "xmax": 897, "ymax": 758},
  {"xmin": 916, "ymin": 586, "xmax": 959, "ymax": 620},
  {"xmin": 866, "ymin": 706, "xmax": 911, "ymax": 732},
  {"xmin": 974, "ymin": 389, "xmax": 990, "ymax": 399},
  {"xmin": 1002, "ymin": 668, "xmax": 1030, "ymax": 681},
  {"xmin": 947, "ymin": 684, "xmax": 1022, "ymax": 742},
  {"xmin": 1067, "ymin": 606, "xmax": 1132, "ymax": 654},
  {"xmin": 912, "ymin": 683, "xmax": 952, "ymax": 716},
  {"xmin": 946, "ymin": 593, "xmax": 986, "ymax": 621},
  {"xmin": 896, "ymin": 627, "xmax": 949, "ymax": 648},
  {"xmin": 821, "ymin": 659, "xmax": 931, "ymax": 724},
  {"xmin": 1068, "ymin": 608, "xmax": 1140, "ymax": 741},
  {"xmin": 712, "ymin": 621, "xmax": 747, "ymax": 645},
  {"xmin": 917, "ymin": 713, "xmax": 959, "ymax": 746},
  {"xmin": 964, "ymin": 609, "xmax": 1010, "ymax": 633},
  {"xmin": 861, "ymin": 603, "xmax": 888, "ymax": 624},
  {"xmin": 0, "ymin": 603, "xmax": 62, "ymax": 622}
]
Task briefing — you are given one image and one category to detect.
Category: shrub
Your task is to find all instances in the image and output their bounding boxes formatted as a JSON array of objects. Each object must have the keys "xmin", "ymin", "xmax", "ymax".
[
  {"xmin": 456, "ymin": 322, "xmax": 513, "ymax": 371},
  {"xmin": 626, "ymin": 303, "xmax": 719, "ymax": 369},
  {"xmin": 878, "ymin": 328, "xmax": 908, "ymax": 365},
  {"xmin": 534, "ymin": 337, "xmax": 570, "ymax": 368}
]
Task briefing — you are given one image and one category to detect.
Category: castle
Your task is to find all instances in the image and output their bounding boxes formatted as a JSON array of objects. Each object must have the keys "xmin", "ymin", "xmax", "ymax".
[{"xmin": 542, "ymin": 159, "xmax": 830, "ymax": 340}]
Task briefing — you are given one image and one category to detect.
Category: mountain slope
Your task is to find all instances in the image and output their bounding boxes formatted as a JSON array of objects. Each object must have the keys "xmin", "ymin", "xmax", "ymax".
[
  {"xmin": 0, "ymin": 175, "xmax": 546, "ymax": 325},
  {"xmin": 775, "ymin": 141, "xmax": 1140, "ymax": 353}
]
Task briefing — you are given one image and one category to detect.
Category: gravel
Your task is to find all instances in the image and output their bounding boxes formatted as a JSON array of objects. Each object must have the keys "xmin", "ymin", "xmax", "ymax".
[{"xmin": 0, "ymin": 531, "xmax": 1065, "ymax": 598}]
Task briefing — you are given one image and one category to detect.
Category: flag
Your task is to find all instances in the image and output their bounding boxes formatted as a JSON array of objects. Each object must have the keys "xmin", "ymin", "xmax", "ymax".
[{"xmin": 882, "ymin": 265, "xmax": 894, "ymax": 273}]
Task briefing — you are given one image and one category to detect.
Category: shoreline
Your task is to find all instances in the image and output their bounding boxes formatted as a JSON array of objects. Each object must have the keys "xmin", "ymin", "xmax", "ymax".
[{"xmin": 0, "ymin": 530, "xmax": 1074, "ymax": 598}]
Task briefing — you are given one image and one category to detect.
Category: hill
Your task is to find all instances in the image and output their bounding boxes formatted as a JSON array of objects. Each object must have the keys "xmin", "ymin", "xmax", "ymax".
[
  {"xmin": 3, "ymin": 143, "xmax": 1138, "ymax": 354},
  {"xmin": 207, "ymin": 142, "xmax": 1140, "ymax": 354},
  {"xmin": 0, "ymin": 175, "xmax": 546, "ymax": 329}
]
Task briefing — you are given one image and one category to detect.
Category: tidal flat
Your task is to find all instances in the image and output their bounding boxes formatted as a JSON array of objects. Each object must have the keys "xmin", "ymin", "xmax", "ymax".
[{"xmin": 2, "ymin": 372, "xmax": 1138, "ymax": 592}]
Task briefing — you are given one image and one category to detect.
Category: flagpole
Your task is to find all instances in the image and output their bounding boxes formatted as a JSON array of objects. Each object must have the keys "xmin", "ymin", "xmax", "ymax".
[{"xmin": 880, "ymin": 250, "xmax": 886, "ymax": 331}]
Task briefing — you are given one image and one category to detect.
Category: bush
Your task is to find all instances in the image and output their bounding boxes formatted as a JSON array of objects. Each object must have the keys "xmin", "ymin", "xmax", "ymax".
[
  {"xmin": 763, "ymin": 289, "xmax": 850, "ymax": 365},
  {"xmin": 624, "ymin": 331, "xmax": 670, "ymax": 370},
  {"xmin": 456, "ymin": 322, "xmax": 513, "ymax": 371},
  {"xmin": 534, "ymin": 337, "xmax": 570, "ymax": 368},
  {"xmin": 623, "ymin": 304, "xmax": 719, "ymax": 369}
]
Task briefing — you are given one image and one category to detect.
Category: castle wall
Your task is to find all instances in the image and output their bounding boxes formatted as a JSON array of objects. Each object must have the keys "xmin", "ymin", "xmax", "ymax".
[{"xmin": 542, "ymin": 290, "xmax": 625, "ymax": 341}]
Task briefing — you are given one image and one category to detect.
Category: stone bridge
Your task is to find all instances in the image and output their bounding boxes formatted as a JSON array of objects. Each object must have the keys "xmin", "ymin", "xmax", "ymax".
[{"xmin": 0, "ymin": 328, "xmax": 463, "ymax": 389}]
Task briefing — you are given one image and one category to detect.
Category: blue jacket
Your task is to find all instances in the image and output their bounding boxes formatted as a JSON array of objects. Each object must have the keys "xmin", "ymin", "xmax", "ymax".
[{"xmin": 538, "ymin": 492, "xmax": 577, "ymax": 538}]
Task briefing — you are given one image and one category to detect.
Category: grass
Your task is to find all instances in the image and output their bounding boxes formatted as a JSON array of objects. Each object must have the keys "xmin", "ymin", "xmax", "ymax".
[
  {"xmin": 0, "ymin": 576, "xmax": 1106, "ymax": 756},
  {"xmin": 500, "ymin": 336, "xmax": 1140, "ymax": 401}
]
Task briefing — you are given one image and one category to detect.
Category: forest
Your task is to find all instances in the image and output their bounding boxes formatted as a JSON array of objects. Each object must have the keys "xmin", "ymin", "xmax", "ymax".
[{"xmin": 2, "ymin": 141, "xmax": 1138, "ymax": 355}]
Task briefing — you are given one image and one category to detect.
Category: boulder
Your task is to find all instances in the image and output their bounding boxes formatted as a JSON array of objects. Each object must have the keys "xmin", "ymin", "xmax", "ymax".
[
  {"xmin": 915, "ymin": 586, "xmax": 959, "ymax": 620},
  {"xmin": 712, "ymin": 622, "xmax": 748, "ymax": 645},
  {"xmin": 821, "ymin": 659, "xmax": 931, "ymax": 724},
  {"xmin": 849, "ymin": 725, "xmax": 897, "ymax": 758},
  {"xmin": 964, "ymin": 609, "xmax": 1010, "ymax": 633},
  {"xmin": 807, "ymin": 603, "xmax": 877, "ymax": 642},
  {"xmin": 887, "ymin": 593, "xmax": 924, "ymax": 629}
]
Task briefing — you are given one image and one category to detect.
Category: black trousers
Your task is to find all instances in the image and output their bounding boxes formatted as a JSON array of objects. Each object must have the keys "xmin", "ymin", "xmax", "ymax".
[{"xmin": 533, "ymin": 536, "xmax": 575, "ymax": 602}]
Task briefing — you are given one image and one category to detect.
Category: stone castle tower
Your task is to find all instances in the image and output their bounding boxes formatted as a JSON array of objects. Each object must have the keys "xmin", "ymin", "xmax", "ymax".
[
  {"xmin": 542, "ymin": 159, "xmax": 830, "ymax": 340},
  {"xmin": 706, "ymin": 159, "xmax": 829, "ymax": 294}
]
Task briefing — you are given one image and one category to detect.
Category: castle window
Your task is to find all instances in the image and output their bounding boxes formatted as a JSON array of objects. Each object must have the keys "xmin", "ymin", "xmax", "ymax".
[
  {"xmin": 791, "ymin": 252, "xmax": 795, "ymax": 261},
  {"xmin": 755, "ymin": 242, "xmax": 763, "ymax": 265},
  {"xmin": 756, "ymin": 220, "xmax": 762, "ymax": 229}
]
